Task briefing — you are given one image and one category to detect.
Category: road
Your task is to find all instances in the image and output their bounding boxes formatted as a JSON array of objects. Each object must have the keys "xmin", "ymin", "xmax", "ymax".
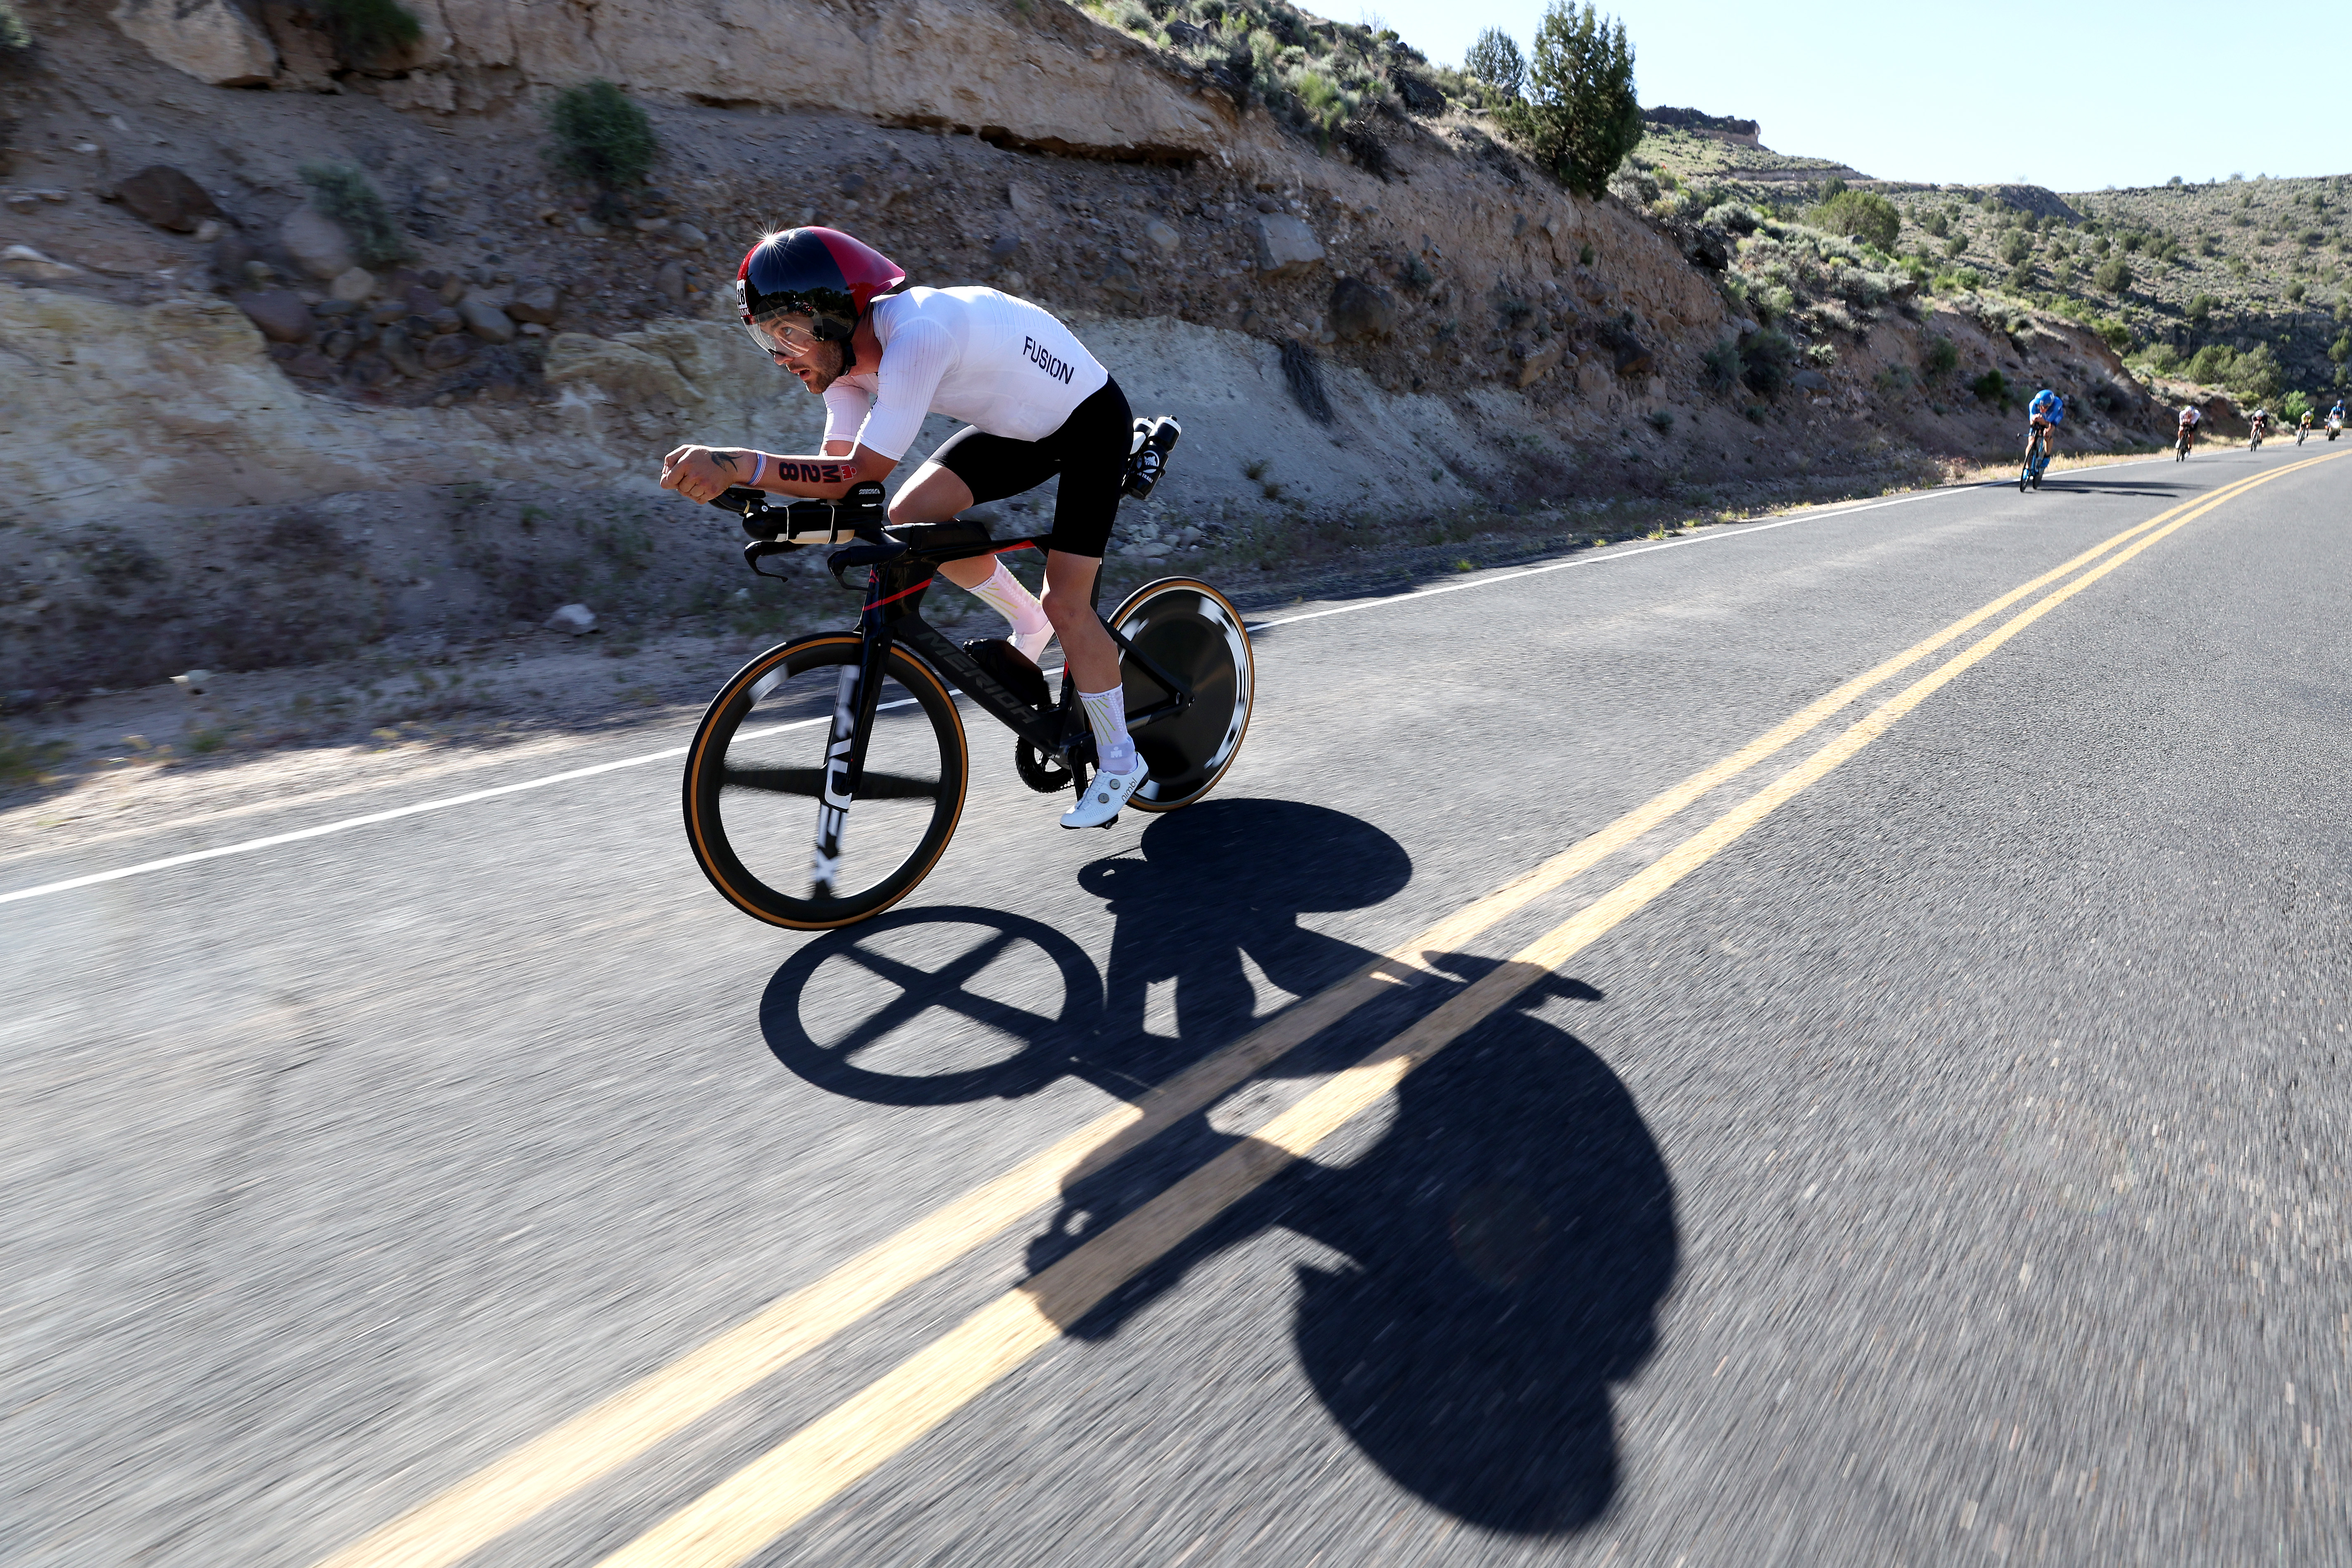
[{"xmin": 6, "ymin": 442, "xmax": 2350, "ymax": 1568}]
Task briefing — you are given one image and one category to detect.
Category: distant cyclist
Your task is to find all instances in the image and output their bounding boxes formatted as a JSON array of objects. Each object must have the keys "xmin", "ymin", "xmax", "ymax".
[
  {"xmin": 2024, "ymin": 387, "xmax": 2063, "ymax": 468},
  {"xmin": 658, "ymin": 228, "xmax": 1150, "ymax": 829},
  {"xmin": 2177, "ymin": 403, "xmax": 2203, "ymax": 450},
  {"xmin": 2248, "ymin": 408, "xmax": 2270, "ymax": 448}
]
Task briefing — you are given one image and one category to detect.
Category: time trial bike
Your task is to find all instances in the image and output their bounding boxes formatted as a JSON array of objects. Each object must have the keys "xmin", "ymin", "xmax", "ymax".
[{"xmin": 681, "ymin": 478, "xmax": 1253, "ymax": 929}]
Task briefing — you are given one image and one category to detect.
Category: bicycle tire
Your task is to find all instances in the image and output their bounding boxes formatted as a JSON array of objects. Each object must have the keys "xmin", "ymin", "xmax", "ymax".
[
  {"xmin": 1106, "ymin": 576, "xmax": 1255, "ymax": 813},
  {"xmin": 683, "ymin": 633, "xmax": 969, "ymax": 930}
]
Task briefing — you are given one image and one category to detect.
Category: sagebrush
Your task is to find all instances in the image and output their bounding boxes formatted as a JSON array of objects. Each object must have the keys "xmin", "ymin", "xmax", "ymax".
[
  {"xmin": 547, "ymin": 79, "xmax": 658, "ymax": 191},
  {"xmin": 298, "ymin": 161, "xmax": 408, "ymax": 265}
]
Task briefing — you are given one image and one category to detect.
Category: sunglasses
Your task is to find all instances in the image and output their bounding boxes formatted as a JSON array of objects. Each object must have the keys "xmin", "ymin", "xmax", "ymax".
[{"xmin": 745, "ymin": 313, "xmax": 826, "ymax": 358}]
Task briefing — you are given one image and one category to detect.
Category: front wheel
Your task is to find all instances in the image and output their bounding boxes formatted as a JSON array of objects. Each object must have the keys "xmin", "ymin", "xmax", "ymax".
[
  {"xmin": 1108, "ymin": 576, "xmax": 1255, "ymax": 812},
  {"xmin": 683, "ymin": 633, "xmax": 970, "ymax": 929}
]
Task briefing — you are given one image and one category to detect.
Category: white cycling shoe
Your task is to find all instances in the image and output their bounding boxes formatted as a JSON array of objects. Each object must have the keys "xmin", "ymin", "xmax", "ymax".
[{"xmin": 1061, "ymin": 756, "xmax": 1146, "ymax": 829}]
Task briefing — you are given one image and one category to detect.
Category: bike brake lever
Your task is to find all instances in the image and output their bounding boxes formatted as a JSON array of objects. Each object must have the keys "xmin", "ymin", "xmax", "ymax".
[
  {"xmin": 743, "ymin": 541, "xmax": 797, "ymax": 581},
  {"xmin": 708, "ymin": 486, "xmax": 767, "ymax": 517},
  {"xmin": 826, "ymin": 539, "xmax": 907, "ymax": 586}
]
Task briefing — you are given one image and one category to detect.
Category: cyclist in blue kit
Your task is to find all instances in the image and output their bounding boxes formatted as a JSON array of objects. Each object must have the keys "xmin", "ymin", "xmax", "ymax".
[{"xmin": 660, "ymin": 228, "xmax": 1147, "ymax": 829}]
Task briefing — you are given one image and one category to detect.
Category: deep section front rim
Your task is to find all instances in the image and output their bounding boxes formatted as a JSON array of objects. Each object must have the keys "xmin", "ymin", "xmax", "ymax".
[{"xmin": 682, "ymin": 633, "xmax": 970, "ymax": 929}]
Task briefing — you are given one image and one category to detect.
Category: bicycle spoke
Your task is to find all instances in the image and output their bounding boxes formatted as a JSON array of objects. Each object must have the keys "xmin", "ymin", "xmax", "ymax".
[{"xmin": 721, "ymin": 766, "xmax": 942, "ymax": 799}]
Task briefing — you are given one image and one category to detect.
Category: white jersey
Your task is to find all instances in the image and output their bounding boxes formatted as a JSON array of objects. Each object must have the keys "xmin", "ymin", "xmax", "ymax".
[{"xmin": 819, "ymin": 287, "xmax": 1110, "ymax": 461}]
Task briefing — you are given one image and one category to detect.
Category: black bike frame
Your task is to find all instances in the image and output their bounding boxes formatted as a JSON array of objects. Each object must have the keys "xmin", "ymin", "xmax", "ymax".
[{"xmin": 805, "ymin": 529, "xmax": 1197, "ymax": 871}]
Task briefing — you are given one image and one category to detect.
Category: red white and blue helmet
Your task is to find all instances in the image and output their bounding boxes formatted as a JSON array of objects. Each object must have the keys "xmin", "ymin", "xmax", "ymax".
[{"xmin": 734, "ymin": 227, "xmax": 905, "ymax": 359}]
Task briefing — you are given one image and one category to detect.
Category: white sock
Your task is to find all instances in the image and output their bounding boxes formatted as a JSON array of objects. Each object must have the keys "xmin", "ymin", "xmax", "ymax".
[
  {"xmin": 1078, "ymin": 685, "xmax": 1138, "ymax": 774},
  {"xmin": 966, "ymin": 558, "xmax": 1052, "ymax": 662}
]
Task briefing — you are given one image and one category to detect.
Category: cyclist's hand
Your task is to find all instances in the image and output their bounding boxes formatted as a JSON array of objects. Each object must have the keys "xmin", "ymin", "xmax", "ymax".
[{"xmin": 662, "ymin": 444, "xmax": 754, "ymax": 504}]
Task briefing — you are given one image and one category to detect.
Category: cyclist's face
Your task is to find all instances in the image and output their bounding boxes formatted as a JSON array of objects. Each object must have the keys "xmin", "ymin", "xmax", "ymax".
[{"xmin": 768, "ymin": 316, "xmax": 844, "ymax": 393}]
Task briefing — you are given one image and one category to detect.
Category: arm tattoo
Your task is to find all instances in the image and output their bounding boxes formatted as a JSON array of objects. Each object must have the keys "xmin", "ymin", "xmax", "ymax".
[
  {"xmin": 773, "ymin": 458, "xmax": 856, "ymax": 484},
  {"xmin": 712, "ymin": 450, "xmax": 742, "ymax": 472}
]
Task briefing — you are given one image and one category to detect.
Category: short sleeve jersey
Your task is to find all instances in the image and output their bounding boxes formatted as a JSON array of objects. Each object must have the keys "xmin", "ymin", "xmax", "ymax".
[{"xmin": 818, "ymin": 287, "xmax": 1111, "ymax": 462}]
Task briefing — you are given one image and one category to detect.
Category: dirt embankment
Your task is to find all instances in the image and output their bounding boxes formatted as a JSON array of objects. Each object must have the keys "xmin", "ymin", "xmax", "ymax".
[{"xmin": 2, "ymin": 0, "xmax": 2155, "ymax": 716}]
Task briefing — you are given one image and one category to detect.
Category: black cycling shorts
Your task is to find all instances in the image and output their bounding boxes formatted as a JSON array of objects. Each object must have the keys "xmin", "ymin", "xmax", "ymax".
[{"xmin": 926, "ymin": 376, "xmax": 1132, "ymax": 560}]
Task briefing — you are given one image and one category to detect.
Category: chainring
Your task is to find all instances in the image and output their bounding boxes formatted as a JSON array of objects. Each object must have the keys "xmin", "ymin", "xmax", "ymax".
[{"xmin": 1016, "ymin": 740, "xmax": 1075, "ymax": 795}]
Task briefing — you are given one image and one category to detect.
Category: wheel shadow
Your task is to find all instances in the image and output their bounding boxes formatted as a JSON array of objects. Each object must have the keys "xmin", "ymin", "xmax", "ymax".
[{"xmin": 755, "ymin": 798, "xmax": 1678, "ymax": 1536}]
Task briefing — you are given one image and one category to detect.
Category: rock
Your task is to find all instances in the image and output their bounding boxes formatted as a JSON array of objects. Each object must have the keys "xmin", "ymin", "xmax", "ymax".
[
  {"xmin": 1730, "ymin": 315, "xmax": 1762, "ymax": 339},
  {"xmin": 235, "ymin": 290, "xmax": 314, "ymax": 344},
  {"xmin": 170, "ymin": 669, "xmax": 214, "ymax": 696},
  {"xmin": 458, "ymin": 298, "xmax": 515, "ymax": 342},
  {"xmin": 114, "ymin": 166, "xmax": 221, "ymax": 233},
  {"xmin": 546, "ymin": 603, "xmax": 597, "ymax": 634},
  {"xmin": 1792, "ymin": 367, "xmax": 1829, "ymax": 392},
  {"xmin": 329, "ymin": 267, "xmax": 377, "ymax": 303},
  {"xmin": 635, "ymin": 217, "xmax": 671, "ymax": 236},
  {"xmin": 422, "ymin": 333, "xmax": 474, "ymax": 370},
  {"xmin": 1097, "ymin": 256, "xmax": 1142, "ymax": 306},
  {"xmin": 506, "ymin": 281, "xmax": 561, "ymax": 324},
  {"xmin": 283, "ymin": 349, "xmax": 337, "ymax": 379},
  {"xmin": 279, "ymin": 204, "xmax": 356, "ymax": 281},
  {"xmin": 1, "ymin": 245, "xmax": 83, "ymax": 282},
  {"xmin": 656, "ymin": 259, "xmax": 686, "ymax": 304},
  {"xmin": 193, "ymin": 218, "xmax": 222, "ymax": 244},
  {"xmin": 111, "ymin": 0, "xmax": 279, "ymax": 86},
  {"xmin": 320, "ymin": 329, "xmax": 357, "ymax": 361},
  {"xmin": 573, "ymin": 215, "xmax": 608, "ymax": 238},
  {"xmin": 1517, "ymin": 342, "xmax": 1567, "ymax": 387},
  {"xmin": 1144, "ymin": 218, "xmax": 1180, "ymax": 252},
  {"xmin": 1007, "ymin": 181, "xmax": 1048, "ymax": 223},
  {"xmin": 426, "ymin": 306, "xmax": 464, "ymax": 335},
  {"xmin": 348, "ymin": 353, "xmax": 395, "ymax": 388},
  {"xmin": 1609, "ymin": 335, "xmax": 1654, "ymax": 378},
  {"xmin": 1252, "ymin": 215, "xmax": 1324, "ymax": 278},
  {"xmin": 1328, "ymin": 276, "xmax": 1397, "ymax": 340},
  {"xmin": 404, "ymin": 284, "xmax": 443, "ymax": 318},
  {"xmin": 671, "ymin": 222, "xmax": 709, "ymax": 247},
  {"xmin": 379, "ymin": 324, "xmax": 427, "ymax": 377},
  {"xmin": 988, "ymin": 231, "xmax": 1022, "ymax": 262}
]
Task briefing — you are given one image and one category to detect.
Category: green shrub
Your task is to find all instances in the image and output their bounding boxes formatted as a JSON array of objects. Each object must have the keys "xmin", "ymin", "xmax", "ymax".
[
  {"xmin": 318, "ymin": 0, "xmax": 420, "ymax": 61},
  {"xmin": 1463, "ymin": 26, "xmax": 1523, "ymax": 96},
  {"xmin": 2187, "ymin": 293, "xmax": 2218, "ymax": 327},
  {"xmin": 1647, "ymin": 407, "xmax": 1675, "ymax": 433},
  {"xmin": 2330, "ymin": 328, "xmax": 2351, "ymax": 365},
  {"xmin": 0, "ymin": 725, "xmax": 66, "ymax": 788},
  {"xmin": 2093, "ymin": 317, "xmax": 2131, "ymax": 351},
  {"xmin": 1742, "ymin": 327, "xmax": 1794, "ymax": 394},
  {"xmin": 1497, "ymin": 1, "xmax": 1640, "ymax": 199},
  {"xmin": 298, "ymin": 161, "xmax": 408, "ymax": 265},
  {"xmin": 1944, "ymin": 232, "xmax": 1968, "ymax": 258},
  {"xmin": 1923, "ymin": 335, "xmax": 1958, "ymax": 377},
  {"xmin": 0, "ymin": 0, "xmax": 32, "ymax": 53},
  {"xmin": 547, "ymin": 78, "xmax": 657, "ymax": 191},
  {"xmin": 2005, "ymin": 261, "xmax": 2036, "ymax": 292},
  {"xmin": 1922, "ymin": 211, "xmax": 1950, "ymax": 238},
  {"xmin": 2227, "ymin": 343, "xmax": 2281, "ymax": 402},
  {"xmin": 1811, "ymin": 189, "xmax": 1900, "ymax": 250},
  {"xmin": 2282, "ymin": 390, "xmax": 2312, "ymax": 423},
  {"xmin": 1999, "ymin": 230, "xmax": 2034, "ymax": 265},
  {"xmin": 1970, "ymin": 368, "xmax": 2010, "ymax": 406},
  {"xmin": 2090, "ymin": 256, "xmax": 2132, "ymax": 292},
  {"xmin": 1804, "ymin": 341, "xmax": 1837, "ymax": 368},
  {"xmin": 2185, "ymin": 344, "xmax": 2236, "ymax": 383},
  {"xmin": 1701, "ymin": 337, "xmax": 1742, "ymax": 391}
]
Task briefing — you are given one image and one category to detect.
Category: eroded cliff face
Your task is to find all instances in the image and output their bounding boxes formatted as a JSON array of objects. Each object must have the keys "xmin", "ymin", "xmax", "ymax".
[{"xmin": 0, "ymin": 0, "xmax": 2160, "ymax": 699}]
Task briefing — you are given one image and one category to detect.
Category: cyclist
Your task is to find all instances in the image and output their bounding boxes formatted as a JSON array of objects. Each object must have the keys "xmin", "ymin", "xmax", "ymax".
[
  {"xmin": 2248, "ymin": 407, "xmax": 2270, "ymax": 448},
  {"xmin": 2024, "ymin": 386, "xmax": 2063, "ymax": 470},
  {"xmin": 2300, "ymin": 407, "xmax": 2315, "ymax": 440},
  {"xmin": 659, "ymin": 228, "xmax": 1148, "ymax": 830},
  {"xmin": 2177, "ymin": 402, "xmax": 2202, "ymax": 451}
]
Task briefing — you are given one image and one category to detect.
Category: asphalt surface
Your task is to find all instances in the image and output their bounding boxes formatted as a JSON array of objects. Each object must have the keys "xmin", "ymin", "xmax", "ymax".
[{"xmin": 6, "ymin": 441, "xmax": 2350, "ymax": 1567}]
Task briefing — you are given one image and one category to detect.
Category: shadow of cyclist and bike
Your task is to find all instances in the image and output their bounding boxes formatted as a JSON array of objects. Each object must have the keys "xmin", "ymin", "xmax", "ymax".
[{"xmin": 757, "ymin": 798, "xmax": 1679, "ymax": 1535}]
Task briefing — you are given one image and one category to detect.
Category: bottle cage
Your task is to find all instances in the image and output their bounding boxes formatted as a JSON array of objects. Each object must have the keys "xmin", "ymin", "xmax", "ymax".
[{"xmin": 1121, "ymin": 415, "xmax": 1182, "ymax": 500}]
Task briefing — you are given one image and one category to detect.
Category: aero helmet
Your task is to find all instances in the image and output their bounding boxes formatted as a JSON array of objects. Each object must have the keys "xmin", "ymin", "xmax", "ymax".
[{"xmin": 735, "ymin": 228, "xmax": 906, "ymax": 361}]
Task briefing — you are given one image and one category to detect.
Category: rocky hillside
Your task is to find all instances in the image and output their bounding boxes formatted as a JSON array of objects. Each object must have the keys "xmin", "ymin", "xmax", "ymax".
[{"xmin": 1, "ymin": 0, "xmax": 2155, "ymax": 703}]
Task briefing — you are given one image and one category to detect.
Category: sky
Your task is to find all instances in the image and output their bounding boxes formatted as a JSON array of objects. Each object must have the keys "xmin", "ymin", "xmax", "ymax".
[{"xmin": 1354, "ymin": 0, "xmax": 2343, "ymax": 192}]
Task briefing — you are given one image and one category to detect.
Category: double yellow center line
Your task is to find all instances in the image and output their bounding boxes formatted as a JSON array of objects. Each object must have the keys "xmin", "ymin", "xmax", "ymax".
[{"xmin": 317, "ymin": 454, "xmax": 2338, "ymax": 1568}]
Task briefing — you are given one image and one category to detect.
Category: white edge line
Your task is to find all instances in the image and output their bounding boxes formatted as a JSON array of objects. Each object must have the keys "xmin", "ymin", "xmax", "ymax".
[{"xmin": 0, "ymin": 464, "xmax": 2176, "ymax": 906}]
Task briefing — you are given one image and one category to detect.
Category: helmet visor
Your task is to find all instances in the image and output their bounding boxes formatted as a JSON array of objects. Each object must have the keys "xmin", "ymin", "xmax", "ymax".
[{"xmin": 743, "ymin": 308, "xmax": 826, "ymax": 359}]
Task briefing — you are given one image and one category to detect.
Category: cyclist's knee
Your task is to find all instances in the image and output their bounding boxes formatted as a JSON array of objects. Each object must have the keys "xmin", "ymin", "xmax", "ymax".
[{"xmin": 1040, "ymin": 583, "xmax": 1090, "ymax": 627}]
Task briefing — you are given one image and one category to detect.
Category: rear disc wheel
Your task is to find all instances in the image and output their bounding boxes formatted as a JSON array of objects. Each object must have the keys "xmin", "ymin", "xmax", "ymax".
[{"xmin": 1107, "ymin": 576, "xmax": 1255, "ymax": 813}]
